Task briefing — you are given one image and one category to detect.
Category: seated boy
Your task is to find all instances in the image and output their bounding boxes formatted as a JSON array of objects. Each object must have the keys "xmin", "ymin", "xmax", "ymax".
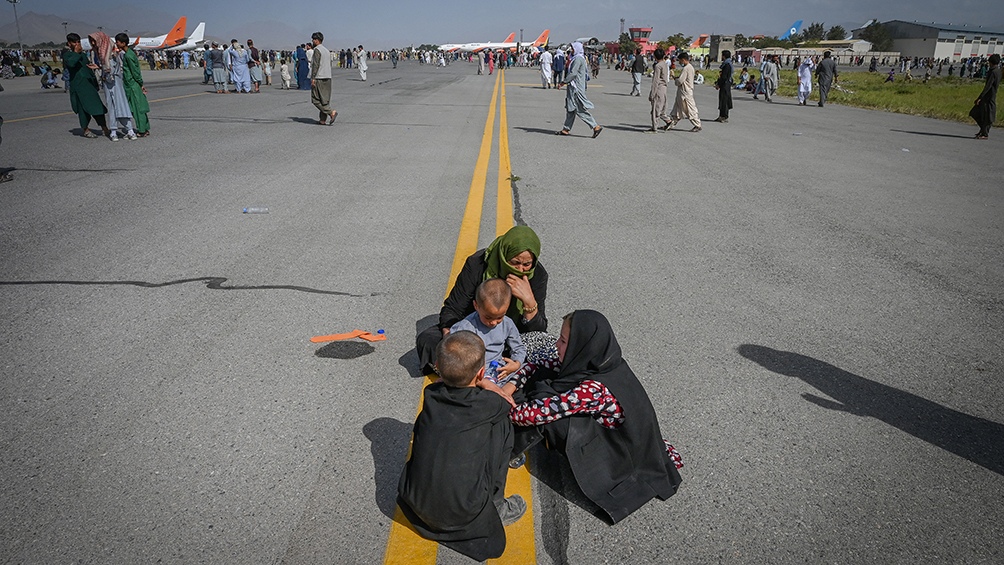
[
  {"xmin": 397, "ymin": 331, "xmax": 526, "ymax": 561},
  {"xmin": 449, "ymin": 278, "xmax": 526, "ymax": 389}
]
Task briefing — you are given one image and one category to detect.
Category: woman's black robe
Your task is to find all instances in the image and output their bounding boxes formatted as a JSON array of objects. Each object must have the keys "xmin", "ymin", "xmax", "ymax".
[{"xmin": 523, "ymin": 310, "xmax": 682, "ymax": 524}]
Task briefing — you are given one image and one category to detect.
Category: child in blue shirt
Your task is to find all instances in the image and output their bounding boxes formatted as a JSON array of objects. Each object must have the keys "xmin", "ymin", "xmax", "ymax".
[{"xmin": 450, "ymin": 278, "xmax": 526, "ymax": 386}]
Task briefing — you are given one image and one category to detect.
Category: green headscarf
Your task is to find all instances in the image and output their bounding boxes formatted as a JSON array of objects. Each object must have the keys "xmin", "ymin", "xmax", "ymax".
[{"xmin": 483, "ymin": 226, "xmax": 541, "ymax": 316}]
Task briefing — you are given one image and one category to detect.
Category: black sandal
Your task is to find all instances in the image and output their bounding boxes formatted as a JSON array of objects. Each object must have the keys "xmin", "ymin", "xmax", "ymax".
[
  {"xmin": 555, "ymin": 129, "xmax": 570, "ymax": 136},
  {"xmin": 592, "ymin": 126, "xmax": 603, "ymax": 138}
]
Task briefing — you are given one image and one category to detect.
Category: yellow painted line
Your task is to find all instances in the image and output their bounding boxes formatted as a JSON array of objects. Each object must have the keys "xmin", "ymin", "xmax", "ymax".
[
  {"xmin": 383, "ymin": 71, "xmax": 504, "ymax": 565},
  {"xmin": 495, "ymin": 71, "xmax": 513, "ymax": 238},
  {"xmin": 5, "ymin": 92, "xmax": 209, "ymax": 123},
  {"xmin": 488, "ymin": 69, "xmax": 538, "ymax": 565},
  {"xmin": 446, "ymin": 70, "xmax": 502, "ymax": 286}
]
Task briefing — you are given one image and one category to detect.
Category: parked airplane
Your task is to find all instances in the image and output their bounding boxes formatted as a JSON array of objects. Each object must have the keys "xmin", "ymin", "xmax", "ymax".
[
  {"xmin": 453, "ymin": 29, "xmax": 549, "ymax": 53},
  {"xmin": 440, "ymin": 33, "xmax": 515, "ymax": 52},
  {"xmin": 78, "ymin": 16, "xmax": 188, "ymax": 51},
  {"xmin": 779, "ymin": 20, "xmax": 803, "ymax": 41},
  {"xmin": 165, "ymin": 22, "xmax": 205, "ymax": 51}
]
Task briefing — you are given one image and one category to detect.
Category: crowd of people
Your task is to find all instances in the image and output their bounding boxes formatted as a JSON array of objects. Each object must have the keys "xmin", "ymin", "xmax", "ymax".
[{"xmin": 61, "ymin": 32, "xmax": 150, "ymax": 140}]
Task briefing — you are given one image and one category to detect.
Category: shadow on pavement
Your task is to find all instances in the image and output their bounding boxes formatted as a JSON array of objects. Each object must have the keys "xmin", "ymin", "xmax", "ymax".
[
  {"xmin": 737, "ymin": 344, "xmax": 1004, "ymax": 476},
  {"xmin": 0, "ymin": 277, "xmax": 369, "ymax": 296},
  {"xmin": 514, "ymin": 126, "xmax": 561, "ymax": 136},
  {"xmin": 363, "ymin": 417, "xmax": 412, "ymax": 519},
  {"xmin": 891, "ymin": 129, "xmax": 977, "ymax": 139},
  {"xmin": 314, "ymin": 341, "xmax": 375, "ymax": 359}
]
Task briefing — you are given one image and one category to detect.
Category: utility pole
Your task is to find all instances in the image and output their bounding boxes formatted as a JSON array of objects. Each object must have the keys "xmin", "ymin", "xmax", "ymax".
[
  {"xmin": 62, "ymin": 21, "xmax": 68, "ymax": 37},
  {"xmin": 520, "ymin": 29, "xmax": 523, "ymax": 44},
  {"xmin": 7, "ymin": 0, "xmax": 23, "ymax": 52}
]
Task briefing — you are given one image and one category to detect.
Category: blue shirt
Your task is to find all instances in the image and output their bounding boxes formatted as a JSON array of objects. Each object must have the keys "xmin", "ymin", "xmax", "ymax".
[{"xmin": 450, "ymin": 312, "xmax": 527, "ymax": 371}]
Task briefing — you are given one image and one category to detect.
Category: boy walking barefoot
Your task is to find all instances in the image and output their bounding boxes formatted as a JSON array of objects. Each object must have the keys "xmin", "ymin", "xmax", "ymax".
[{"xmin": 398, "ymin": 331, "xmax": 526, "ymax": 561}]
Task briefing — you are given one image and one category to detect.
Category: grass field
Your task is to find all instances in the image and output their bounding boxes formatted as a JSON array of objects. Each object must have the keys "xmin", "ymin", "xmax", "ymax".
[{"xmin": 736, "ymin": 69, "xmax": 1002, "ymax": 126}]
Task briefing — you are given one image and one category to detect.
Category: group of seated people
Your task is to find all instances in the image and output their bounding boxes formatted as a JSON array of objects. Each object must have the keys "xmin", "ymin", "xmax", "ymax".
[
  {"xmin": 735, "ymin": 66, "xmax": 758, "ymax": 91},
  {"xmin": 401, "ymin": 226, "xmax": 684, "ymax": 560}
]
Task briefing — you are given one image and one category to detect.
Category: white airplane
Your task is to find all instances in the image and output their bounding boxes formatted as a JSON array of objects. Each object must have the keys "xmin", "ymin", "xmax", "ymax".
[
  {"xmin": 78, "ymin": 16, "xmax": 188, "ymax": 51},
  {"xmin": 440, "ymin": 32, "xmax": 515, "ymax": 52},
  {"xmin": 165, "ymin": 22, "xmax": 205, "ymax": 51},
  {"xmin": 454, "ymin": 30, "xmax": 549, "ymax": 53}
]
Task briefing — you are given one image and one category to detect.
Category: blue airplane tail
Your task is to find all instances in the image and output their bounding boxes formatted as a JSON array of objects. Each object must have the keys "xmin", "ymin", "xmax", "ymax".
[{"xmin": 780, "ymin": 20, "xmax": 803, "ymax": 40}]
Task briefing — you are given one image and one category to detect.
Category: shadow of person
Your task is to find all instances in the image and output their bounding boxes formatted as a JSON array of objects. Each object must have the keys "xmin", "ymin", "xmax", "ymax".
[
  {"xmin": 514, "ymin": 126, "xmax": 563, "ymax": 136},
  {"xmin": 289, "ymin": 116, "xmax": 322, "ymax": 124},
  {"xmin": 362, "ymin": 417, "xmax": 413, "ymax": 519},
  {"xmin": 404, "ymin": 314, "xmax": 440, "ymax": 378},
  {"xmin": 737, "ymin": 344, "xmax": 1004, "ymax": 476}
]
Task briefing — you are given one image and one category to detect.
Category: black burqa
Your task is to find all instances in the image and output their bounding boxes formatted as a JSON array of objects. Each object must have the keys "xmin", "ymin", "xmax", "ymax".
[
  {"xmin": 397, "ymin": 382, "xmax": 514, "ymax": 561},
  {"xmin": 970, "ymin": 65, "xmax": 1001, "ymax": 135},
  {"xmin": 522, "ymin": 310, "xmax": 682, "ymax": 523}
]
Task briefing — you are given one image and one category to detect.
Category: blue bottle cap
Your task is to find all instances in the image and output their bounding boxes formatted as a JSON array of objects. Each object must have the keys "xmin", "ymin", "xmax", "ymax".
[{"xmin": 377, "ymin": 329, "xmax": 385, "ymax": 334}]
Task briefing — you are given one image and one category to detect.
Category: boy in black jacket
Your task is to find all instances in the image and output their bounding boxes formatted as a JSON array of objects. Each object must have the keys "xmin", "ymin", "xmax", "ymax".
[{"xmin": 397, "ymin": 331, "xmax": 526, "ymax": 561}]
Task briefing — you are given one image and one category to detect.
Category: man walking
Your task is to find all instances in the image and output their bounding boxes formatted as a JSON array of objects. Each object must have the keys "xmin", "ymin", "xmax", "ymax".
[
  {"xmin": 539, "ymin": 48, "xmax": 552, "ymax": 89},
  {"xmin": 310, "ymin": 32, "xmax": 336, "ymax": 125},
  {"xmin": 666, "ymin": 52, "xmax": 701, "ymax": 132},
  {"xmin": 630, "ymin": 48, "xmax": 646, "ymax": 96},
  {"xmin": 714, "ymin": 50, "xmax": 734, "ymax": 122},
  {"xmin": 645, "ymin": 48, "xmax": 670, "ymax": 132},
  {"xmin": 761, "ymin": 55, "xmax": 779, "ymax": 103},
  {"xmin": 816, "ymin": 51, "xmax": 838, "ymax": 107}
]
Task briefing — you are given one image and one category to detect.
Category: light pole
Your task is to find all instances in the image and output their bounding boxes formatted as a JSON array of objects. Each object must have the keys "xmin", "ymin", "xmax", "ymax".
[
  {"xmin": 520, "ymin": 29, "xmax": 523, "ymax": 44},
  {"xmin": 6, "ymin": 0, "xmax": 23, "ymax": 52},
  {"xmin": 62, "ymin": 21, "xmax": 68, "ymax": 37}
]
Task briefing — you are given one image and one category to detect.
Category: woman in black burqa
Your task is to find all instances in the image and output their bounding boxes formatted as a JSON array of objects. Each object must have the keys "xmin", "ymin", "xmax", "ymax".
[{"xmin": 510, "ymin": 310, "xmax": 683, "ymax": 523}]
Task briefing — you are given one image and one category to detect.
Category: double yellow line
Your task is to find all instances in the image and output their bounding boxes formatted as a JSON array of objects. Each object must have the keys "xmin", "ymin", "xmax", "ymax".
[{"xmin": 383, "ymin": 70, "xmax": 536, "ymax": 564}]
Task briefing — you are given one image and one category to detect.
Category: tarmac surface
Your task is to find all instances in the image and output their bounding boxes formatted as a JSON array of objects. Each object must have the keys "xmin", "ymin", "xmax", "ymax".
[{"xmin": 1, "ymin": 60, "xmax": 1003, "ymax": 564}]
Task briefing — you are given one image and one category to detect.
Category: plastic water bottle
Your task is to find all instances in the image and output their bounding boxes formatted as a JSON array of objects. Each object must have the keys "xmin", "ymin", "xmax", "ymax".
[
  {"xmin": 487, "ymin": 360, "xmax": 501, "ymax": 382},
  {"xmin": 243, "ymin": 207, "xmax": 269, "ymax": 214}
]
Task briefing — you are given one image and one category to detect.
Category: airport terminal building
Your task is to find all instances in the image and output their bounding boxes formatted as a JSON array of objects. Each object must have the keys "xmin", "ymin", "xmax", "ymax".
[{"xmin": 856, "ymin": 20, "xmax": 1003, "ymax": 60}]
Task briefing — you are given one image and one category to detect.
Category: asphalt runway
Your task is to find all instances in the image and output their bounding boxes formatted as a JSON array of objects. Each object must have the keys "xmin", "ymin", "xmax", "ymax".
[{"xmin": 1, "ymin": 60, "xmax": 1002, "ymax": 564}]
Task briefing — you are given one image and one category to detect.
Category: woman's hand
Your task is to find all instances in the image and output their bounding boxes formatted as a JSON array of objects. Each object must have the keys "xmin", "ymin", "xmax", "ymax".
[
  {"xmin": 506, "ymin": 274, "xmax": 534, "ymax": 305},
  {"xmin": 478, "ymin": 379, "xmax": 515, "ymax": 407}
]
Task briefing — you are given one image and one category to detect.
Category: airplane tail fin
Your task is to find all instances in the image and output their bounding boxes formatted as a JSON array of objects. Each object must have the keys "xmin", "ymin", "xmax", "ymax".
[
  {"xmin": 502, "ymin": 32, "xmax": 515, "ymax": 43},
  {"xmin": 689, "ymin": 34, "xmax": 709, "ymax": 49},
  {"xmin": 532, "ymin": 29, "xmax": 550, "ymax": 47},
  {"xmin": 780, "ymin": 20, "xmax": 802, "ymax": 40},
  {"xmin": 189, "ymin": 22, "xmax": 205, "ymax": 43},
  {"xmin": 164, "ymin": 16, "xmax": 187, "ymax": 48}
]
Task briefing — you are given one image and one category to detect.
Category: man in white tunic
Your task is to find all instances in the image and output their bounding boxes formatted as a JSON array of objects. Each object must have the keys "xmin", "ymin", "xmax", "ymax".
[
  {"xmin": 665, "ymin": 52, "xmax": 701, "ymax": 132},
  {"xmin": 797, "ymin": 57, "xmax": 815, "ymax": 105},
  {"xmin": 357, "ymin": 46, "xmax": 368, "ymax": 81},
  {"xmin": 539, "ymin": 48, "xmax": 553, "ymax": 89}
]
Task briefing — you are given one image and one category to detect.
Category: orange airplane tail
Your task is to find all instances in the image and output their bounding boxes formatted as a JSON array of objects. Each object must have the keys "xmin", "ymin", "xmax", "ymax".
[
  {"xmin": 163, "ymin": 16, "xmax": 187, "ymax": 48},
  {"xmin": 532, "ymin": 29, "xmax": 550, "ymax": 47},
  {"xmin": 502, "ymin": 32, "xmax": 515, "ymax": 43}
]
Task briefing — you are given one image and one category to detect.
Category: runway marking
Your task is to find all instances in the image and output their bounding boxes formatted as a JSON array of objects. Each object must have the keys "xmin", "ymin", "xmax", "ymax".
[
  {"xmin": 496, "ymin": 71, "xmax": 513, "ymax": 237},
  {"xmin": 383, "ymin": 69, "xmax": 537, "ymax": 564},
  {"xmin": 4, "ymin": 92, "xmax": 209, "ymax": 123},
  {"xmin": 488, "ymin": 72, "xmax": 538, "ymax": 565}
]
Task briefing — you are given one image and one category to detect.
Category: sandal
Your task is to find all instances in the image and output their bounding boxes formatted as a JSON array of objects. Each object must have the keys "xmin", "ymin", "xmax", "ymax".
[
  {"xmin": 592, "ymin": 126, "xmax": 603, "ymax": 138},
  {"xmin": 329, "ymin": 111, "xmax": 338, "ymax": 125},
  {"xmin": 555, "ymin": 129, "xmax": 570, "ymax": 136}
]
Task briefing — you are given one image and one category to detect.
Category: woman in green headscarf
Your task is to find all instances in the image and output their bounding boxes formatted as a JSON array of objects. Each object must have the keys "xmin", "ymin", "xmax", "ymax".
[{"xmin": 416, "ymin": 225, "xmax": 549, "ymax": 374}]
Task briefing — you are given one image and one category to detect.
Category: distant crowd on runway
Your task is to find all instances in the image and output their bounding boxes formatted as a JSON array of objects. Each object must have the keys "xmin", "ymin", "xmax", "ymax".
[{"xmin": 1, "ymin": 26, "xmax": 997, "ymax": 143}]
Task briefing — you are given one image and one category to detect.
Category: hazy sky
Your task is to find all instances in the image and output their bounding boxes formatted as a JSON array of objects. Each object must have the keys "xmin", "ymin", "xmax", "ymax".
[{"xmin": 5, "ymin": 0, "xmax": 1003, "ymax": 48}]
